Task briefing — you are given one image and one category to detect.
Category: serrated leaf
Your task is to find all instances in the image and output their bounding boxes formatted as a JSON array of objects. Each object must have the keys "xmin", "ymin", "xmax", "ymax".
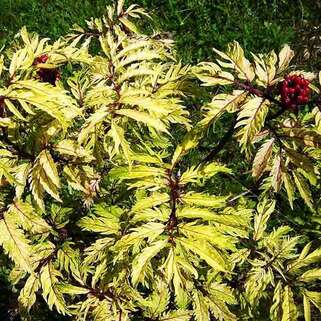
[
  {"xmin": 293, "ymin": 171, "xmax": 314, "ymax": 212},
  {"xmin": 278, "ymin": 44, "xmax": 294, "ymax": 73},
  {"xmin": 0, "ymin": 217, "xmax": 33, "ymax": 272},
  {"xmin": 40, "ymin": 263, "xmax": 68, "ymax": 315},
  {"xmin": 281, "ymin": 286, "xmax": 298, "ymax": 321},
  {"xmin": 172, "ymin": 126, "xmax": 203, "ymax": 166},
  {"xmin": 119, "ymin": 17, "xmax": 140, "ymax": 34},
  {"xmin": 271, "ymin": 153, "xmax": 283, "ymax": 192},
  {"xmin": 39, "ymin": 150, "xmax": 60, "ymax": 188},
  {"xmin": 270, "ymin": 281, "xmax": 283, "ymax": 321},
  {"xmin": 252, "ymin": 138, "xmax": 274, "ymax": 178},
  {"xmin": 116, "ymin": 109, "xmax": 168, "ymax": 133},
  {"xmin": 289, "ymin": 247, "xmax": 321, "ymax": 272},
  {"xmin": 214, "ymin": 41, "xmax": 255, "ymax": 81},
  {"xmin": 192, "ymin": 290, "xmax": 209, "ymax": 321},
  {"xmin": 5, "ymin": 99, "xmax": 26, "ymax": 121},
  {"xmin": 303, "ymin": 295, "xmax": 311, "ymax": 321},
  {"xmin": 304, "ymin": 291, "xmax": 321, "ymax": 312},
  {"xmin": 179, "ymin": 238, "xmax": 229, "ymax": 272},
  {"xmin": 14, "ymin": 163, "xmax": 31, "ymax": 199},
  {"xmin": 253, "ymin": 199, "xmax": 275, "ymax": 241},
  {"xmin": 19, "ymin": 274, "xmax": 40, "ymax": 311},
  {"xmin": 284, "ymin": 172, "xmax": 295, "ymax": 209},
  {"xmin": 200, "ymin": 91, "xmax": 247, "ymax": 127},
  {"xmin": 159, "ymin": 310, "xmax": 191, "ymax": 321},
  {"xmin": 236, "ymin": 97, "xmax": 269, "ymax": 154},
  {"xmin": 110, "ymin": 120, "xmax": 132, "ymax": 164},
  {"xmin": 132, "ymin": 193, "xmax": 169, "ymax": 212},
  {"xmin": 54, "ymin": 139, "xmax": 95, "ymax": 161},
  {"xmin": 8, "ymin": 201, "xmax": 51, "ymax": 234},
  {"xmin": 132, "ymin": 239, "xmax": 168, "ymax": 286},
  {"xmin": 207, "ymin": 282, "xmax": 237, "ymax": 321},
  {"xmin": 58, "ymin": 284, "xmax": 90, "ymax": 295},
  {"xmin": 299, "ymin": 268, "xmax": 321, "ymax": 283},
  {"xmin": 182, "ymin": 192, "xmax": 228, "ymax": 208}
]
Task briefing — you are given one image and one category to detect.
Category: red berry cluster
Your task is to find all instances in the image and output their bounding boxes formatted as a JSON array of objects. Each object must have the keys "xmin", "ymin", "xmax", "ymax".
[
  {"xmin": 279, "ymin": 75, "xmax": 310, "ymax": 111},
  {"xmin": 34, "ymin": 54, "xmax": 61, "ymax": 86},
  {"xmin": 33, "ymin": 54, "xmax": 49, "ymax": 65}
]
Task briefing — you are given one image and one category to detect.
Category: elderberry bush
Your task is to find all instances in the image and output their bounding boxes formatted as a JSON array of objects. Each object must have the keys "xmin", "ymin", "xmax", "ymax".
[{"xmin": 1, "ymin": 1, "xmax": 321, "ymax": 321}]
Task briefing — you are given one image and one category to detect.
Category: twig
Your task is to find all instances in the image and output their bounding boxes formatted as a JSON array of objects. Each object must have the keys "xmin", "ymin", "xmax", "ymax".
[
  {"xmin": 1, "ymin": 129, "xmax": 35, "ymax": 160},
  {"xmin": 199, "ymin": 115, "xmax": 237, "ymax": 165},
  {"xmin": 166, "ymin": 168, "xmax": 180, "ymax": 240}
]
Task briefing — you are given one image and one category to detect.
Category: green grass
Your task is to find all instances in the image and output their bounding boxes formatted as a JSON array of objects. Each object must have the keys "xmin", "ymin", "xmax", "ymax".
[
  {"xmin": 0, "ymin": 0, "xmax": 107, "ymax": 47},
  {"xmin": 1, "ymin": 0, "xmax": 320, "ymax": 63},
  {"xmin": 134, "ymin": 0, "xmax": 297, "ymax": 62}
]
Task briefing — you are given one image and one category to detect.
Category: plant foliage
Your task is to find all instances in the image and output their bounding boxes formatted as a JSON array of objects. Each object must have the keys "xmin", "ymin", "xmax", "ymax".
[{"xmin": 1, "ymin": 1, "xmax": 321, "ymax": 321}]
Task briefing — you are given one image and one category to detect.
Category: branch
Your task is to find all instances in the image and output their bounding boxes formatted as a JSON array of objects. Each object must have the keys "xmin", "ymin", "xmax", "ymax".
[
  {"xmin": 233, "ymin": 79, "xmax": 281, "ymax": 106},
  {"xmin": 34, "ymin": 248, "xmax": 57, "ymax": 274},
  {"xmin": 225, "ymin": 172, "xmax": 260, "ymax": 204},
  {"xmin": 1, "ymin": 129, "xmax": 35, "ymax": 160},
  {"xmin": 199, "ymin": 115, "xmax": 237, "ymax": 165},
  {"xmin": 89, "ymin": 286, "xmax": 117, "ymax": 301},
  {"xmin": 166, "ymin": 169, "xmax": 180, "ymax": 240}
]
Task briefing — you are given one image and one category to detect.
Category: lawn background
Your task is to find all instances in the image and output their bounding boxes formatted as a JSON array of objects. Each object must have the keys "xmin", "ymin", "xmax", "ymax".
[{"xmin": 1, "ymin": 0, "xmax": 321, "ymax": 64}]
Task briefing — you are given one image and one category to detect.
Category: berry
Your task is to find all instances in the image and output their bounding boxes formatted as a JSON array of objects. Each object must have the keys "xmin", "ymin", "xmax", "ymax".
[
  {"xmin": 33, "ymin": 54, "xmax": 49, "ymax": 65},
  {"xmin": 279, "ymin": 74, "xmax": 310, "ymax": 111}
]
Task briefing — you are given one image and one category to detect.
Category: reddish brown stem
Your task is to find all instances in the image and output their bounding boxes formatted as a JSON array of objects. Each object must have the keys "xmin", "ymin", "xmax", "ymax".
[{"xmin": 166, "ymin": 169, "xmax": 180, "ymax": 240}]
